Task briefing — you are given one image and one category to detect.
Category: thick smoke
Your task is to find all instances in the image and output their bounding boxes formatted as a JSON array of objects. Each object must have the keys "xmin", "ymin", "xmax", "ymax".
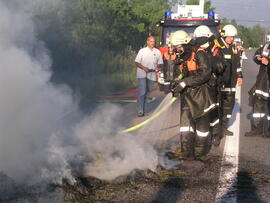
[
  {"xmin": 72, "ymin": 105, "xmax": 157, "ymax": 181},
  {"xmin": 0, "ymin": 0, "xmax": 158, "ymax": 185}
]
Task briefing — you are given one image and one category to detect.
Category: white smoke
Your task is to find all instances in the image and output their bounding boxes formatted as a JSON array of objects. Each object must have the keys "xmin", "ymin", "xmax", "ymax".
[
  {"xmin": 72, "ymin": 105, "xmax": 158, "ymax": 181},
  {"xmin": 0, "ymin": 0, "xmax": 158, "ymax": 185}
]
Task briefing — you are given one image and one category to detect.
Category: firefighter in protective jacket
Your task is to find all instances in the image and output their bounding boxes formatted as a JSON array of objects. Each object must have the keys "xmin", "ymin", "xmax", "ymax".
[
  {"xmin": 218, "ymin": 24, "xmax": 243, "ymax": 136},
  {"xmin": 169, "ymin": 30, "xmax": 216, "ymax": 160},
  {"xmin": 193, "ymin": 25, "xmax": 225, "ymax": 146},
  {"xmin": 245, "ymin": 42, "xmax": 270, "ymax": 138}
]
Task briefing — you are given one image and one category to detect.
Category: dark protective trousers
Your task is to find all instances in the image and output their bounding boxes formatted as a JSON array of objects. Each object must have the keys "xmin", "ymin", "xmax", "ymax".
[
  {"xmin": 210, "ymin": 108, "xmax": 222, "ymax": 136},
  {"xmin": 221, "ymin": 92, "xmax": 236, "ymax": 128},
  {"xmin": 250, "ymin": 96, "xmax": 270, "ymax": 133},
  {"xmin": 210, "ymin": 86, "xmax": 222, "ymax": 138},
  {"xmin": 179, "ymin": 99, "xmax": 211, "ymax": 159}
]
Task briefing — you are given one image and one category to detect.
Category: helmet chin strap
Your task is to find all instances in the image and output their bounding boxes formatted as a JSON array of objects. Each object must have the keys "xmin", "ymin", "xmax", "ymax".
[{"xmin": 221, "ymin": 37, "xmax": 229, "ymax": 48}]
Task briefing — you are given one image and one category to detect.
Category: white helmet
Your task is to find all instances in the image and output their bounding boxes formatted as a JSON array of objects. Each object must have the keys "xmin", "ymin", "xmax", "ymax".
[
  {"xmin": 222, "ymin": 24, "xmax": 238, "ymax": 37},
  {"xmin": 170, "ymin": 30, "xmax": 191, "ymax": 47},
  {"xmin": 194, "ymin": 25, "xmax": 213, "ymax": 38},
  {"xmin": 234, "ymin": 37, "xmax": 243, "ymax": 46}
]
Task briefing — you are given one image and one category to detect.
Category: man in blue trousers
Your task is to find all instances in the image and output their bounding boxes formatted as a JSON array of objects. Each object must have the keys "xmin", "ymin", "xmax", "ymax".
[{"xmin": 135, "ymin": 36, "xmax": 163, "ymax": 117}]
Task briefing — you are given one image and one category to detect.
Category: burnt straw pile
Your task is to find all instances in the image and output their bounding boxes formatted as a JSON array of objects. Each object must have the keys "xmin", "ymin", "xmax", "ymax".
[{"xmin": 61, "ymin": 166, "xmax": 188, "ymax": 203}]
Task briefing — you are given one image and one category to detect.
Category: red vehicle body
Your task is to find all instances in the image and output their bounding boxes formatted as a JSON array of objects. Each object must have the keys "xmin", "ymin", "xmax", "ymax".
[{"xmin": 156, "ymin": 3, "xmax": 221, "ymax": 92}]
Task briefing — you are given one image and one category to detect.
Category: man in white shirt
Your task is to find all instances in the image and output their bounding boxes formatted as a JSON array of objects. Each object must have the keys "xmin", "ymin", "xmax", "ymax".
[{"xmin": 134, "ymin": 36, "xmax": 163, "ymax": 116}]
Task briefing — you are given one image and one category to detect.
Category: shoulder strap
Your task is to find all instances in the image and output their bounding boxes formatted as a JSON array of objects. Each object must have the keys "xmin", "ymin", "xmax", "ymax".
[
  {"xmin": 164, "ymin": 52, "xmax": 176, "ymax": 60},
  {"xmin": 187, "ymin": 51, "xmax": 199, "ymax": 71},
  {"xmin": 214, "ymin": 39, "xmax": 226, "ymax": 49},
  {"xmin": 232, "ymin": 44, "xmax": 239, "ymax": 54}
]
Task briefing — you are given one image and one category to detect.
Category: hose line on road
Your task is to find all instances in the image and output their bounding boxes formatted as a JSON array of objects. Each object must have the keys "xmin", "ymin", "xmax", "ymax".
[
  {"xmin": 97, "ymin": 98, "xmax": 156, "ymax": 104},
  {"xmin": 120, "ymin": 96, "xmax": 178, "ymax": 134}
]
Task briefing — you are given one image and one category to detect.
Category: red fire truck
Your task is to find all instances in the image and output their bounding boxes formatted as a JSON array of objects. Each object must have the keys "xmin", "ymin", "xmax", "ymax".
[{"xmin": 157, "ymin": 0, "xmax": 221, "ymax": 91}]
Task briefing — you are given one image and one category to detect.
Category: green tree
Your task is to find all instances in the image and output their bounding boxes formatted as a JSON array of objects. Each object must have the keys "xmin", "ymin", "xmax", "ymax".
[
  {"xmin": 72, "ymin": 0, "xmax": 170, "ymax": 52},
  {"xmin": 249, "ymin": 24, "xmax": 267, "ymax": 47},
  {"xmin": 185, "ymin": 0, "xmax": 215, "ymax": 13}
]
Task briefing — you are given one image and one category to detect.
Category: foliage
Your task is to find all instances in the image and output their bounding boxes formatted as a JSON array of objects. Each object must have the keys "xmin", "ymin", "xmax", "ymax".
[
  {"xmin": 185, "ymin": 0, "xmax": 215, "ymax": 12},
  {"xmin": 72, "ymin": 0, "xmax": 170, "ymax": 52}
]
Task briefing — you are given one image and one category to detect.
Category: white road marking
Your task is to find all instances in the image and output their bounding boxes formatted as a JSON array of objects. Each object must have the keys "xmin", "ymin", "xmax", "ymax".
[{"xmin": 216, "ymin": 87, "xmax": 241, "ymax": 203}]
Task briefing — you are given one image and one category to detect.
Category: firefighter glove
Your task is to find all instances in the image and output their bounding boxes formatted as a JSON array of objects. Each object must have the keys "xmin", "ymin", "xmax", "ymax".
[{"xmin": 169, "ymin": 80, "xmax": 186, "ymax": 97}]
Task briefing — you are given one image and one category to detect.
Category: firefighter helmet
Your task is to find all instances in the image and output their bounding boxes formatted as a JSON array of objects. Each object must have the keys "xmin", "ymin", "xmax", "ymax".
[
  {"xmin": 262, "ymin": 42, "xmax": 270, "ymax": 58},
  {"xmin": 194, "ymin": 25, "xmax": 213, "ymax": 38},
  {"xmin": 222, "ymin": 24, "xmax": 238, "ymax": 37},
  {"xmin": 170, "ymin": 30, "xmax": 191, "ymax": 47}
]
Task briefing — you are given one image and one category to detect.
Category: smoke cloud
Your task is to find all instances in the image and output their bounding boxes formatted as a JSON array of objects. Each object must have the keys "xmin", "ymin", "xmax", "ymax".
[{"xmin": 0, "ymin": 0, "xmax": 158, "ymax": 186}]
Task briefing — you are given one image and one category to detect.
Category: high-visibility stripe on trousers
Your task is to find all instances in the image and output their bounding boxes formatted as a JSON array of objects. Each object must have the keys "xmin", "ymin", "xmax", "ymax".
[
  {"xmin": 180, "ymin": 101, "xmax": 211, "ymax": 158},
  {"xmin": 210, "ymin": 119, "xmax": 220, "ymax": 127},
  {"xmin": 254, "ymin": 89, "xmax": 270, "ymax": 98},
  {"xmin": 252, "ymin": 113, "xmax": 265, "ymax": 118},
  {"xmin": 221, "ymin": 91, "xmax": 235, "ymax": 127},
  {"xmin": 249, "ymin": 96, "xmax": 270, "ymax": 131}
]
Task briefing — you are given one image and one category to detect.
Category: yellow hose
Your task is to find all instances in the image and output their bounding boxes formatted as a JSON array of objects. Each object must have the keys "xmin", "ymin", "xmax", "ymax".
[{"xmin": 120, "ymin": 97, "xmax": 178, "ymax": 133}]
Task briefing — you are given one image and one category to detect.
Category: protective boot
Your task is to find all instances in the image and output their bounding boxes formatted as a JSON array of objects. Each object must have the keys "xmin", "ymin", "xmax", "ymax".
[
  {"xmin": 262, "ymin": 131, "xmax": 270, "ymax": 138},
  {"xmin": 262, "ymin": 120, "xmax": 270, "ymax": 138},
  {"xmin": 222, "ymin": 117, "xmax": 234, "ymax": 136},
  {"xmin": 212, "ymin": 134, "xmax": 223, "ymax": 147},
  {"xmin": 211, "ymin": 121, "xmax": 223, "ymax": 147},
  {"xmin": 180, "ymin": 133, "xmax": 195, "ymax": 160},
  {"xmin": 245, "ymin": 118, "xmax": 264, "ymax": 137},
  {"xmin": 223, "ymin": 128, "xmax": 233, "ymax": 136},
  {"xmin": 194, "ymin": 135, "xmax": 211, "ymax": 159}
]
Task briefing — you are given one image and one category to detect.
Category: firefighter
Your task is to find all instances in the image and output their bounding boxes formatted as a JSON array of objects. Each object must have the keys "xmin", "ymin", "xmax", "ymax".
[
  {"xmin": 193, "ymin": 25, "xmax": 224, "ymax": 146},
  {"xmin": 245, "ymin": 42, "xmax": 270, "ymax": 138},
  {"xmin": 234, "ymin": 38, "xmax": 248, "ymax": 67},
  {"xmin": 169, "ymin": 30, "xmax": 216, "ymax": 160},
  {"xmin": 218, "ymin": 25, "xmax": 243, "ymax": 136},
  {"xmin": 162, "ymin": 43, "xmax": 177, "ymax": 92}
]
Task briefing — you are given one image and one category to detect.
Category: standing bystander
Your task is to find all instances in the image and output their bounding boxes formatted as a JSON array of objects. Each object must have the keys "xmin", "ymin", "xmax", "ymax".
[{"xmin": 134, "ymin": 36, "xmax": 163, "ymax": 116}]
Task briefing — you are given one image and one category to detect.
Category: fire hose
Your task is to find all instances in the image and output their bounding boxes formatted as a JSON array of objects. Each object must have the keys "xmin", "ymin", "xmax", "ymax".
[
  {"xmin": 97, "ymin": 98, "xmax": 156, "ymax": 104},
  {"xmin": 93, "ymin": 96, "xmax": 177, "ymax": 167},
  {"xmin": 93, "ymin": 94, "xmax": 177, "ymax": 166},
  {"xmin": 120, "ymin": 96, "xmax": 178, "ymax": 133}
]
